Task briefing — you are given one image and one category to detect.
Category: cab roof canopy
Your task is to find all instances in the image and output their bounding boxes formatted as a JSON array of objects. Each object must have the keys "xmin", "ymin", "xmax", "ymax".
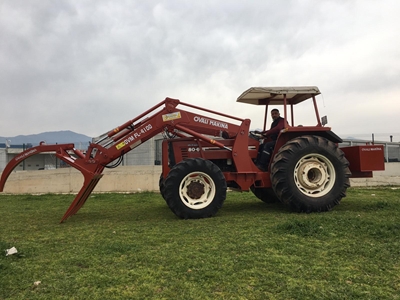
[{"xmin": 237, "ymin": 86, "xmax": 320, "ymax": 106}]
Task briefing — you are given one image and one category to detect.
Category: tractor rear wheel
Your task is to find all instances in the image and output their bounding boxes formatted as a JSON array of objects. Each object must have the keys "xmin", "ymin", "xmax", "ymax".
[
  {"xmin": 250, "ymin": 186, "xmax": 280, "ymax": 203},
  {"xmin": 164, "ymin": 158, "xmax": 227, "ymax": 219},
  {"xmin": 271, "ymin": 135, "xmax": 351, "ymax": 212}
]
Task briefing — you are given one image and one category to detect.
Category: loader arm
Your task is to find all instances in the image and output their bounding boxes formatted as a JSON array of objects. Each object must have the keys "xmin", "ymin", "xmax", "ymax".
[{"xmin": 0, "ymin": 97, "xmax": 251, "ymax": 222}]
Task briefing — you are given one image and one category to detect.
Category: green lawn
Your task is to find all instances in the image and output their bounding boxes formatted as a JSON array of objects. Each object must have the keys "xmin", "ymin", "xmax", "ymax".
[{"xmin": 1, "ymin": 188, "xmax": 399, "ymax": 299}]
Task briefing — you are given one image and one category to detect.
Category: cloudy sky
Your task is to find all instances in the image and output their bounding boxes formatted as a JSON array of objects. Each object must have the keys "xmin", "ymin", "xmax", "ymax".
[{"xmin": 1, "ymin": 0, "xmax": 399, "ymax": 141}]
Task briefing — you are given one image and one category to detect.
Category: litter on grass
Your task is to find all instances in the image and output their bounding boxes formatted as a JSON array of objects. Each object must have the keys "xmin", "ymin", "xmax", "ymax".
[{"xmin": 5, "ymin": 246, "xmax": 18, "ymax": 256}]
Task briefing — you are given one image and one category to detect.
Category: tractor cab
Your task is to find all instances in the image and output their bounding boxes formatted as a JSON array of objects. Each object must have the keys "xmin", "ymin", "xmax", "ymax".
[
  {"xmin": 237, "ymin": 86, "xmax": 385, "ymax": 178},
  {"xmin": 237, "ymin": 86, "xmax": 342, "ymax": 170},
  {"xmin": 237, "ymin": 86, "xmax": 325, "ymax": 131}
]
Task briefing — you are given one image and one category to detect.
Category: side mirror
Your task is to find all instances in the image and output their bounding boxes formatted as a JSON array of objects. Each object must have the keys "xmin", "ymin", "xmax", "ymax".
[{"xmin": 321, "ymin": 116, "xmax": 328, "ymax": 126}]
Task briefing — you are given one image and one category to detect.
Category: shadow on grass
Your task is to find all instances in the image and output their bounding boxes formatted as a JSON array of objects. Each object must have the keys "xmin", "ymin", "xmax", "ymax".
[
  {"xmin": 274, "ymin": 219, "xmax": 324, "ymax": 237},
  {"xmin": 60, "ymin": 200, "xmax": 178, "ymax": 225},
  {"xmin": 10, "ymin": 191, "xmax": 388, "ymax": 227},
  {"xmin": 61, "ymin": 195, "xmax": 292, "ymax": 226},
  {"xmin": 334, "ymin": 198, "xmax": 397, "ymax": 213},
  {"xmin": 222, "ymin": 199, "xmax": 289, "ymax": 216}
]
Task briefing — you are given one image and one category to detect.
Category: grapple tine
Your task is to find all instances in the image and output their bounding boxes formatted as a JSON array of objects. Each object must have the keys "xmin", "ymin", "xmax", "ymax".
[
  {"xmin": 68, "ymin": 175, "xmax": 103, "ymax": 216},
  {"xmin": 60, "ymin": 174, "xmax": 103, "ymax": 223}
]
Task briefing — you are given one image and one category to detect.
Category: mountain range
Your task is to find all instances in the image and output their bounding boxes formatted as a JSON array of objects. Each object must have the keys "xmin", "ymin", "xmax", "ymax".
[{"xmin": 0, "ymin": 131, "xmax": 92, "ymax": 147}]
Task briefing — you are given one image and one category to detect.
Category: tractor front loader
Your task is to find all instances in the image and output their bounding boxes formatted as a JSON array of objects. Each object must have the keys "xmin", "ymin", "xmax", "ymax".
[
  {"xmin": 0, "ymin": 97, "xmax": 262, "ymax": 222},
  {"xmin": 0, "ymin": 87, "xmax": 385, "ymax": 222}
]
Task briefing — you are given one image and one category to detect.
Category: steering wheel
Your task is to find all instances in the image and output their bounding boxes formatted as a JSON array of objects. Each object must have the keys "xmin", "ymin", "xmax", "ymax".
[{"xmin": 249, "ymin": 130, "xmax": 263, "ymax": 140}]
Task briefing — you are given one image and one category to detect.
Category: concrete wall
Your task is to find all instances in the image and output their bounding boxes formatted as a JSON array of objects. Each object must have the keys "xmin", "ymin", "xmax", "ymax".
[
  {"xmin": 350, "ymin": 162, "xmax": 400, "ymax": 186},
  {"xmin": 1, "ymin": 165, "xmax": 162, "ymax": 194},
  {"xmin": 1, "ymin": 163, "xmax": 399, "ymax": 194}
]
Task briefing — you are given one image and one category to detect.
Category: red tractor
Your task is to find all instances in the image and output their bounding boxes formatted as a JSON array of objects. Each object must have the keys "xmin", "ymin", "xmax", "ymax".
[{"xmin": 0, "ymin": 86, "xmax": 385, "ymax": 222}]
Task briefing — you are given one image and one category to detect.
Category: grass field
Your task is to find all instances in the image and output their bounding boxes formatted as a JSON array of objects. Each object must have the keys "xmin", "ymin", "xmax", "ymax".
[{"xmin": 1, "ymin": 188, "xmax": 399, "ymax": 299}]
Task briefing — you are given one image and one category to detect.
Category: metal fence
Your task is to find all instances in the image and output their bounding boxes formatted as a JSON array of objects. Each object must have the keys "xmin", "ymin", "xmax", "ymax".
[{"xmin": 2, "ymin": 137, "xmax": 400, "ymax": 172}]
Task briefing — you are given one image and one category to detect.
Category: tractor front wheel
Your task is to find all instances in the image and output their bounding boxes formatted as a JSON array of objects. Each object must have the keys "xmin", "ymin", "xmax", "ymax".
[
  {"xmin": 164, "ymin": 158, "xmax": 227, "ymax": 219},
  {"xmin": 271, "ymin": 135, "xmax": 351, "ymax": 212}
]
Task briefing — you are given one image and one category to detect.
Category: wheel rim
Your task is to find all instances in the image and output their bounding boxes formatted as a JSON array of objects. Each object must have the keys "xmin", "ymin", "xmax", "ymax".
[
  {"xmin": 179, "ymin": 171, "xmax": 216, "ymax": 209},
  {"xmin": 293, "ymin": 153, "xmax": 336, "ymax": 197}
]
